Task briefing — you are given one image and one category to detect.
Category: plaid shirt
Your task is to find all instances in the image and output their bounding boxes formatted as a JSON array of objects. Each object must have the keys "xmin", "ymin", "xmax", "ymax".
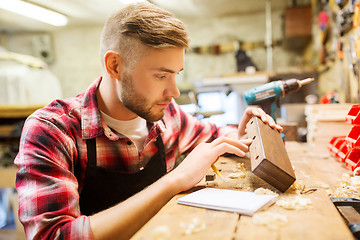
[{"xmin": 14, "ymin": 77, "xmax": 236, "ymax": 239}]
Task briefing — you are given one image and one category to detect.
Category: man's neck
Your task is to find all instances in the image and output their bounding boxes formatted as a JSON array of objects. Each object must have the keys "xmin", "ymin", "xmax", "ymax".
[{"xmin": 96, "ymin": 76, "xmax": 137, "ymax": 121}]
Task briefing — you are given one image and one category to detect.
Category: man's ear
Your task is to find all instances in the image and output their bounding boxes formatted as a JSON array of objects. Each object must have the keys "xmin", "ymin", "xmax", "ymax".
[{"xmin": 104, "ymin": 50, "xmax": 123, "ymax": 79}]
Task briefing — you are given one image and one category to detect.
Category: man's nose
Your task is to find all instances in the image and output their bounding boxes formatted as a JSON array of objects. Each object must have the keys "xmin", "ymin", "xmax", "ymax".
[{"xmin": 166, "ymin": 77, "xmax": 180, "ymax": 99}]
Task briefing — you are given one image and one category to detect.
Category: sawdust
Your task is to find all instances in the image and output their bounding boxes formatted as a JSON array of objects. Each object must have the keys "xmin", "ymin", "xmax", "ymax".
[
  {"xmin": 180, "ymin": 218, "xmax": 206, "ymax": 235},
  {"xmin": 254, "ymin": 187, "xmax": 277, "ymax": 195},
  {"xmin": 205, "ymin": 181, "xmax": 219, "ymax": 187},
  {"xmin": 252, "ymin": 212, "xmax": 288, "ymax": 230},
  {"xmin": 151, "ymin": 225, "xmax": 171, "ymax": 240},
  {"xmin": 228, "ymin": 172, "xmax": 246, "ymax": 179},
  {"xmin": 276, "ymin": 196, "xmax": 312, "ymax": 210},
  {"xmin": 331, "ymin": 173, "xmax": 360, "ymax": 198},
  {"xmin": 287, "ymin": 179, "xmax": 304, "ymax": 192},
  {"xmin": 227, "ymin": 163, "xmax": 247, "ymax": 179}
]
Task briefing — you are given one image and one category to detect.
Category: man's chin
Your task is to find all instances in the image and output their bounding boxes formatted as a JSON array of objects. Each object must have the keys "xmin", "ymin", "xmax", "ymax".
[
  {"xmin": 145, "ymin": 111, "xmax": 165, "ymax": 122},
  {"xmin": 136, "ymin": 109, "xmax": 163, "ymax": 122},
  {"xmin": 147, "ymin": 115, "xmax": 164, "ymax": 123}
]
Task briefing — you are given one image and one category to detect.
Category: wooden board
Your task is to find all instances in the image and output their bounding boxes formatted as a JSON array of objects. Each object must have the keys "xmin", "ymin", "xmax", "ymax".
[
  {"xmin": 0, "ymin": 166, "xmax": 18, "ymax": 188},
  {"xmin": 132, "ymin": 142, "xmax": 355, "ymax": 240},
  {"xmin": 246, "ymin": 116, "xmax": 296, "ymax": 192},
  {"xmin": 0, "ymin": 105, "xmax": 43, "ymax": 118},
  {"xmin": 132, "ymin": 191, "xmax": 239, "ymax": 240}
]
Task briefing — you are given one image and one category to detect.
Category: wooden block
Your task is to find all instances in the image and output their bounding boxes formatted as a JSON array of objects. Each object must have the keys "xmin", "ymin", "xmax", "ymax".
[
  {"xmin": 206, "ymin": 173, "xmax": 216, "ymax": 182},
  {"xmin": 246, "ymin": 116, "xmax": 296, "ymax": 192}
]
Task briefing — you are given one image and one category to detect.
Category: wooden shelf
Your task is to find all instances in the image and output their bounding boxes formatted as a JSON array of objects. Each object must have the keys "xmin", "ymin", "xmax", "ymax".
[{"xmin": 0, "ymin": 105, "xmax": 44, "ymax": 118}]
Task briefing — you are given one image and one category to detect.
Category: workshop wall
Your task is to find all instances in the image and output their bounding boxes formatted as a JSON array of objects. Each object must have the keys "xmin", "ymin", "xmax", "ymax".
[
  {"xmin": 49, "ymin": 27, "xmax": 103, "ymax": 98},
  {"xmin": 180, "ymin": 8, "xmax": 311, "ymax": 84},
  {"xmin": 4, "ymin": 7, "xmax": 312, "ymax": 99},
  {"xmin": 4, "ymin": 27, "xmax": 103, "ymax": 99}
]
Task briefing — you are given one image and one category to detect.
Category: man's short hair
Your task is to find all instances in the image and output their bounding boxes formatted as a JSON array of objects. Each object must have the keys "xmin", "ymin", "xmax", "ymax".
[{"xmin": 100, "ymin": 2, "xmax": 189, "ymax": 67}]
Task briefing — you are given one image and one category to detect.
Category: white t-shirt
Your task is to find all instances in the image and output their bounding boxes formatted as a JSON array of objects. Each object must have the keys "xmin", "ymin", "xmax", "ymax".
[{"xmin": 101, "ymin": 111, "xmax": 149, "ymax": 152}]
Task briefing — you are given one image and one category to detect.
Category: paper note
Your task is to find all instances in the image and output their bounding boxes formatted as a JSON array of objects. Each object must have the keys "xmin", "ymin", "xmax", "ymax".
[{"xmin": 177, "ymin": 188, "xmax": 278, "ymax": 216}]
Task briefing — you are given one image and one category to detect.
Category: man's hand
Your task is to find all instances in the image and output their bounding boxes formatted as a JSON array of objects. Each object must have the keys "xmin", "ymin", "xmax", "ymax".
[
  {"xmin": 238, "ymin": 107, "xmax": 283, "ymax": 139},
  {"xmin": 168, "ymin": 137, "xmax": 252, "ymax": 193}
]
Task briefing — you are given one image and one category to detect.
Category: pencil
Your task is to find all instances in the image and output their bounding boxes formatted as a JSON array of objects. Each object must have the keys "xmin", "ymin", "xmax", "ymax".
[{"xmin": 211, "ymin": 164, "xmax": 223, "ymax": 178}]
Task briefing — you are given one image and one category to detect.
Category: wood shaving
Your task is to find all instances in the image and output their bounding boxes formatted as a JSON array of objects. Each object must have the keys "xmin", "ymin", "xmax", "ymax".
[
  {"xmin": 252, "ymin": 212, "xmax": 287, "ymax": 230},
  {"xmin": 287, "ymin": 179, "xmax": 303, "ymax": 191},
  {"xmin": 228, "ymin": 172, "xmax": 246, "ymax": 179},
  {"xmin": 331, "ymin": 174, "xmax": 360, "ymax": 198},
  {"xmin": 151, "ymin": 225, "xmax": 171, "ymax": 240},
  {"xmin": 180, "ymin": 218, "xmax": 206, "ymax": 235},
  {"xmin": 237, "ymin": 163, "xmax": 246, "ymax": 172},
  {"xmin": 206, "ymin": 181, "xmax": 219, "ymax": 187},
  {"xmin": 254, "ymin": 187, "xmax": 277, "ymax": 195},
  {"xmin": 276, "ymin": 196, "xmax": 312, "ymax": 210}
]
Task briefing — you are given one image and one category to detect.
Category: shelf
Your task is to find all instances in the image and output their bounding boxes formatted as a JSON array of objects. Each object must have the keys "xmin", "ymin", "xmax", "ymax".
[{"xmin": 0, "ymin": 105, "xmax": 44, "ymax": 118}]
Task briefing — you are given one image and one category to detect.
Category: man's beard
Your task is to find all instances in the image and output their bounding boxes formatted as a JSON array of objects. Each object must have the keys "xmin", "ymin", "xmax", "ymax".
[{"xmin": 120, "ymin": 73, "xmax": 170, "ymax": 122}]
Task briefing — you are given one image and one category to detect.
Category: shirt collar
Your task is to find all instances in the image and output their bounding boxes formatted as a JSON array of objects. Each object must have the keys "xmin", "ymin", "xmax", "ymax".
[{"xmin": 81, "ymin": 77, "xmax": 103, "ymax": 139}]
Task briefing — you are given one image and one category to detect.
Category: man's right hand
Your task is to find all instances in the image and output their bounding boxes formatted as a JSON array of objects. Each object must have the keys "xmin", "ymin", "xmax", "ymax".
[{"xmin": 167, "ymin": 136, "xmax": 252, "ymax": 193}]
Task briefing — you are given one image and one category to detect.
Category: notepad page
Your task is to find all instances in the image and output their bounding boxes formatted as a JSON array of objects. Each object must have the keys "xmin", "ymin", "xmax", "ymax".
[{"xmin": 177, "ymin": 188, "xmax": 278, "ymax": 216}]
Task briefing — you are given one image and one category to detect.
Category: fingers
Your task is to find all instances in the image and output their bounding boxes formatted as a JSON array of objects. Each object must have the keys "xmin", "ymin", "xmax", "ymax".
[
  {"xmin": 210, "ymin": 137, "xmax": 252, "ymax": 157},
  {"xmin": 245, "ymin": 107, "xmax": 283, "ymax": 132},
  {"xmin": 213, "ymin": 142, "xmax": 247, "ymax": 158},
  {"xmin": 211, "ymin": 136, "xmax": 252, "ymax": 151}
]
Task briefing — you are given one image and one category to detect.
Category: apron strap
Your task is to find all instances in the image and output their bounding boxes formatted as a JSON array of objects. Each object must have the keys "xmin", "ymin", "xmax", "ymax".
[{"xmin": 86, "ymin": 138, "xmax": 97, "ymax": 168}]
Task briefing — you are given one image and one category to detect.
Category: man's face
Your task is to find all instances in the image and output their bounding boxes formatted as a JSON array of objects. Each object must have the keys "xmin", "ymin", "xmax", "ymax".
[{"xmin": 119, "ymin": 47, "xmax": 184, "ymax": 122}]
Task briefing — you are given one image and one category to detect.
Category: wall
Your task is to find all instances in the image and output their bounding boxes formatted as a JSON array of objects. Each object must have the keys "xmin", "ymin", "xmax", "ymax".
[
  {"xmin": 4, "ymin": 26, "xmax": 103, "ymax": 99},
  {"xmin": 3, "ymin": 7, "xmax": 310, "ymax": 99},
  {"xmin": 179, "ymin": 8, "xmax": 308, "ymax": 84},
  {"xmin": 49, "ymin": 26, "xmax": 103, "ymax": 98}
]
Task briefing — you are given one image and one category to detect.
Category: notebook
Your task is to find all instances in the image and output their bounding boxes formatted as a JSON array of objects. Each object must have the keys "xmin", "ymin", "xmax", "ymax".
[{"xmin": 177, "ymin": 188, "xmax": 278, "ymax": 216}]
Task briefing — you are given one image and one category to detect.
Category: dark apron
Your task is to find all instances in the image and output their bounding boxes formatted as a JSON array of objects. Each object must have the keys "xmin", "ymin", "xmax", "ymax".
[{"xmin": 79, "ymin": 135, "xmax": 166, "ymax": 216}]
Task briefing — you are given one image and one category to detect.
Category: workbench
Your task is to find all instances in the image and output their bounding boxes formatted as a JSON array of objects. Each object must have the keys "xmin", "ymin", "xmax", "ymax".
[{"xmin": 132, "ymin": 142, "xmax": 355, "ymax": 240}]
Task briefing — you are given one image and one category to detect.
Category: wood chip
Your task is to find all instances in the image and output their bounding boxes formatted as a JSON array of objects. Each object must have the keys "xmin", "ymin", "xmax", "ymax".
[
  {"xmin": 252, "ymin": 212, "xmax": 288, "ymax": 230},
  {"xmin": 180, "ymin": 218, "xmax": 206, "ymax": 235},
  {"xmin": 228, "ymin": 172, "xmax": 246, "ymax": 179},
  {"xmin": 151, "ymin": 225, "xmax": 171, "ymax": 240},
  {"xmin": 276, "ymin": 196, "xmax": 312, "ymax": 210},
  {"xmin": 254, "ymin": 187, "xmax": 277, "ymax": 195}
]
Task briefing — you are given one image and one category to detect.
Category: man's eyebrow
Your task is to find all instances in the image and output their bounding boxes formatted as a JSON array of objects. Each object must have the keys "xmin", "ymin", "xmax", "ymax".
[{"xmin": 157, "ymin": 68, "xmax": 184, "ymax": 74}]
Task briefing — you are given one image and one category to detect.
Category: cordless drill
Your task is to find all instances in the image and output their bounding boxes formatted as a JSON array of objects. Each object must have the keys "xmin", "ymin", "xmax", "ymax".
[{"xmin": 243, "ymin": 78, "xmax": 314, "ymax": 121}]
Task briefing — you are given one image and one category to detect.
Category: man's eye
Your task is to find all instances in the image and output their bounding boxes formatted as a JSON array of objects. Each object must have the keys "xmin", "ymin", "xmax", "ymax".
[{"xmin": 158, "ymin": 75, "xmax": 166, "ymax": 79}]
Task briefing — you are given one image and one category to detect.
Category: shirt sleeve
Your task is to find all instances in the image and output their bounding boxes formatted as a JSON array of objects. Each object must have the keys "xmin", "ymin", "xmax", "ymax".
[
  {"xmin": 170, "ymin": 101, "xmax": 237, "ymax": 154},
  {"xmin": 14, "ymin": 115, "xmax": 93, "ymax": 240}
]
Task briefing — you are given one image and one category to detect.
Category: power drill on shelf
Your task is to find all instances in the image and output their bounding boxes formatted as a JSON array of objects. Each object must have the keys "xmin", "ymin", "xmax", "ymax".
[{"xmin": 243, "ymin": 78, "xmax": 315, "ymax": 121}]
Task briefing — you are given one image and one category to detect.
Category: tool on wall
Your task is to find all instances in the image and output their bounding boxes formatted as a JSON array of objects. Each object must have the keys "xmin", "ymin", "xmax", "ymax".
[{"xmin": 243, "ymin": 78, "xmax": 315, "ymax": 121}]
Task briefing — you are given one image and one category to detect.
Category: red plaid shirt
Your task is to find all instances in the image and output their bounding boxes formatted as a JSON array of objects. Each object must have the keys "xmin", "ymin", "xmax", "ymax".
[{"xmin": 14, "ymin": 77, "xmax": 236, "ymax": 239}]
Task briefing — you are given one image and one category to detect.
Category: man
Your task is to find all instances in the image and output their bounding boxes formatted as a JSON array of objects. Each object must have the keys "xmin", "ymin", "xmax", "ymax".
[{"xmin": 15, "ymin": 2, "xmax": 282, "ymax": 240}]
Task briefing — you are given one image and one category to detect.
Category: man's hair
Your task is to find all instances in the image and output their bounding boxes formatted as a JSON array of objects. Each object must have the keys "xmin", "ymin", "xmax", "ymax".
[{"xmin": 100, "ymin": 2, "xmax": 189, "ymax": 67}]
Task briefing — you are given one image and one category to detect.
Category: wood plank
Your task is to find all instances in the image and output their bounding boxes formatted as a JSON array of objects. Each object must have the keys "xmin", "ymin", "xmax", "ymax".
[
  {"xmin": 0, "ymin": 166, "xmax": 18, "ymax": 188},
  {"xmin": 132, "ymin": 142, "xmax": 355, "ymax": 239},
  {"xmin": 0, "ymin": 105, "xmax": 43, "ymax": 118},
  {"xmin": 235, "ymin": 190, "xmax": 352, "ymax": 240},
  {"xmin": 234, "ymin": 142, "xmax": 355, "ymax": 240},
  {"xmin": 131, "ymin": 193, "xmax": 239, "ymax": 240}
]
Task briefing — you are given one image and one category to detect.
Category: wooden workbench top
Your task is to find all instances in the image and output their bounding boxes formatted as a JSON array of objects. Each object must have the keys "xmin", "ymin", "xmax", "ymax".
[{"xmin": 132, "ymin": 142, "xmax": 355, "ymax": 240}]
